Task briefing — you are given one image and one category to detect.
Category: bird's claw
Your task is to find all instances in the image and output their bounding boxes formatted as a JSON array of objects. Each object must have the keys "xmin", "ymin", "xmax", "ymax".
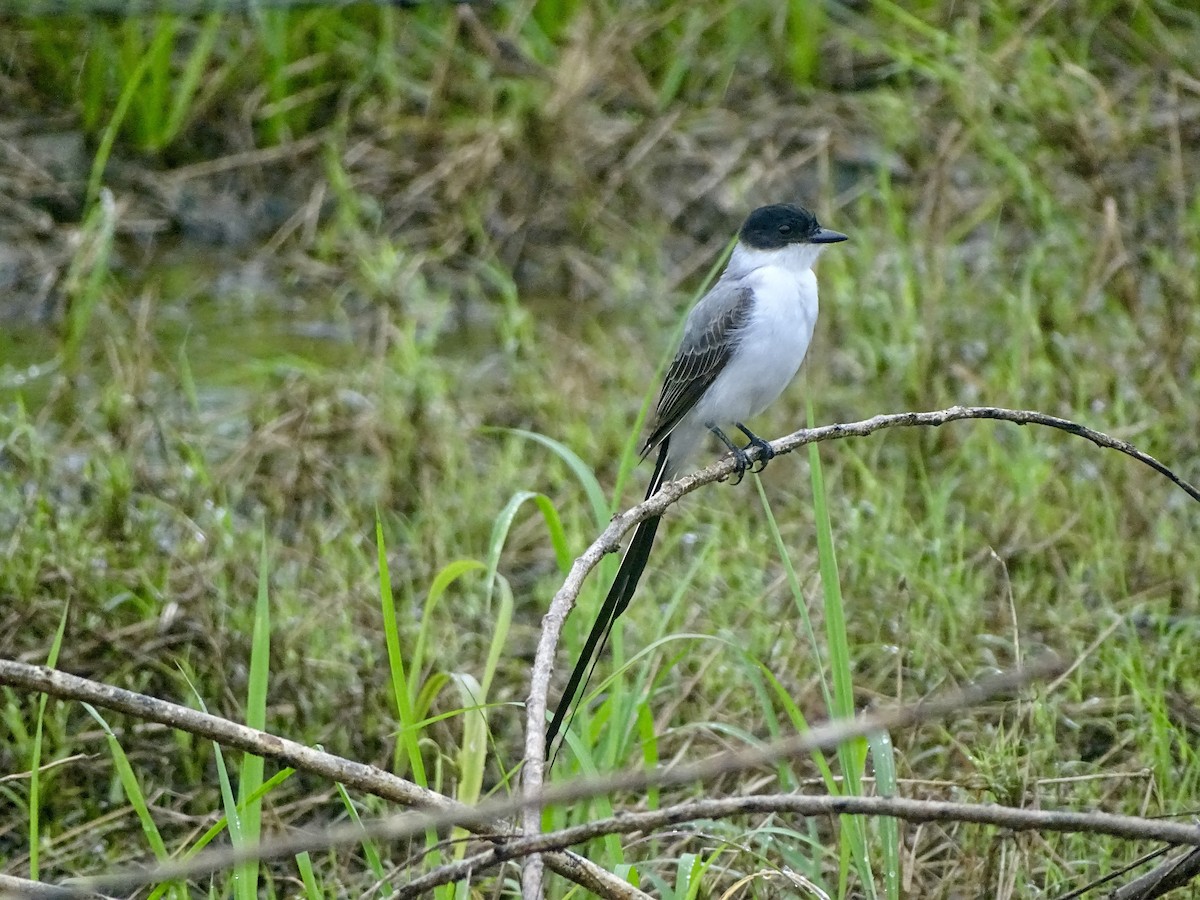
[
  {"xmin": 724, "ymin": 446, "xmax": 751, "ymax": 484},
  {"xmin": 732, "ymin": 423, "xmax": 774, "ymax": 476},
  {"xmin": 710, "ymin": 422, "xmax": 765, "ymax": 485},
  {"xmin": 745, "ymin": 434, "xmax": 775, "ymax": 473}
]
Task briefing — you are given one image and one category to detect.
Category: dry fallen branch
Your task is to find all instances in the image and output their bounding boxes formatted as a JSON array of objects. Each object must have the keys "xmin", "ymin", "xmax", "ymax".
[
  {"xmin": 0, "ymin": 660, "xmax": 645, "ymax": 900},
  {"xmin": 0, "ymin": 658, "xmax": 1060, "ymax": 896},
  {"xmin": 400, "ymin": 796, "xmax": 1200, "ymax": 896},
  {"xmin": 521, "ymin": 405, "xmax": 1200, "ymax": 897}
]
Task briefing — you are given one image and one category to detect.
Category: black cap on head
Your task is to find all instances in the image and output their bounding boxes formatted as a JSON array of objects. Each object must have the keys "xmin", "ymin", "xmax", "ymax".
[{"xmin": 738, "ymin": 203, "xmax": 848, "ymax": 250}]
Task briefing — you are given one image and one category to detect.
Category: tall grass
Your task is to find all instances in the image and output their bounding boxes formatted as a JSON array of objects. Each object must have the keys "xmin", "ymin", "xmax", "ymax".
[
  {"xmin": 14, "ymin": 0, "xmax": 833, "ymax": 160},
  {"xmin": 2, "ymin": 0, "xmax": 1198, "ymax": 896}
]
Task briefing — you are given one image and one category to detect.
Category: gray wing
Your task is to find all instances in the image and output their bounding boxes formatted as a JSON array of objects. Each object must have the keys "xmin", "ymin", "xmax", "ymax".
[{"xmin": 641, "ymin": 281, "xmax": 755, "ymax": 455}]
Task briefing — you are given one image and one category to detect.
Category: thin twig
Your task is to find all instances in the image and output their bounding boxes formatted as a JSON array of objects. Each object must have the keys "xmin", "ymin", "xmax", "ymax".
[
  {"xmin": 5, "ymin": 659, "xmax": 1060, "ymax": 896},
  {"xmin": 1051, "ymin": 846, "xmax": 1173, "ymax": 900},
  {"xmin": 399, "ymin": 797, "xmax": 1200, "ymax": 896},
  {"xmin": 1108, "ymin": 846, "xmax": 1200, "ymax": 900},
  {"xmin": 0, "ymin": 875, "xmax": 109, "ymax": 900},
  {"xmin": 0, "ymin": 659, "xmax": 644, "ymax": 900},
  {"xmin": 522, "ymin": 405, "xmax": 1200, "ymax": 892}
]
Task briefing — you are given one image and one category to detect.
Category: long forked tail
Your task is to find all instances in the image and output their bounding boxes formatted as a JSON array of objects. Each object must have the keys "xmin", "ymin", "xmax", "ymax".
[{"xmin": 544, "ymin": 440, "xmax": 671, "ymax": 759}]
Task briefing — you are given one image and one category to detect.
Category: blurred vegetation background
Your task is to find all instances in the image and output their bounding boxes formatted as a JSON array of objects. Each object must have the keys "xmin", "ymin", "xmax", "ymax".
[{"xmin": 1, "ymin": 1, "xmax": 1198, "ymax": 897}]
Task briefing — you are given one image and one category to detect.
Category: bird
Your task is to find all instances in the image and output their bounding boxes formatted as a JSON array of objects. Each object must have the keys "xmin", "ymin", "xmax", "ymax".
[{"xmin": 545, "ymin": 203, "xmax": 848, "ymax": 757}]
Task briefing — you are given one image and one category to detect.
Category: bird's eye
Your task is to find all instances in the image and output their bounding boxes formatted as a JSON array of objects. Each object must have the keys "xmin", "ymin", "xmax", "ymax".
[{"xmin": 778, "ymin": 224, "xmax": 791, "ymax": 235}]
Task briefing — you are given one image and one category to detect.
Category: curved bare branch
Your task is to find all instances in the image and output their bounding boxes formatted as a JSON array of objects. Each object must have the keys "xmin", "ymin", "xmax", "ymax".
[{"xmin": 522, "ymin": 405, "xmax": 1200, "ymax": 890}]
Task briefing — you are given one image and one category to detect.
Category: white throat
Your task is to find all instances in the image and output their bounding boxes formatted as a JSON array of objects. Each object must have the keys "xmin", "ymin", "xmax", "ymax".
[{"xmin": 726, "ymin": 241, "xmax": 825, "ymax": 279}]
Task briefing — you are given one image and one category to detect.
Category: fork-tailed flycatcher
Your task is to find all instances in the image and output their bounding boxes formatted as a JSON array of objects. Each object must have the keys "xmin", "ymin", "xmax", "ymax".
[{"xmin": 546, "ymin": 203, "xmax": 848, "ymax": 757}]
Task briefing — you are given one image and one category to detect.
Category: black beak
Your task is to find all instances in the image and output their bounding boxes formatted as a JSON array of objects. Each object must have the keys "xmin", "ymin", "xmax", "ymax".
[{"xmin": 811, "ymin": 228, "xmax": 848, "ymax": 244}]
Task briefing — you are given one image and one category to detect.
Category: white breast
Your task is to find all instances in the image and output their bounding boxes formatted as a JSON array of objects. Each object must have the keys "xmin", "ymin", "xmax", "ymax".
[
  {"xmin": 688, "ymin": 264, "xmax": 818, "ymax": 427},
  {"xmin": 659, "ymin": 242, "xmax": 826, "ymax": 476}
]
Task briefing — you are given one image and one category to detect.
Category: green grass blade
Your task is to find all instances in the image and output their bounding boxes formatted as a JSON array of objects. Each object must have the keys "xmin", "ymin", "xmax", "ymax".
[
  {"xmin": 295, "ymin": 850, "xmax": 321, "ymax": 900},
  {"xmin": 375, "ymin": 514, "xmax": 430, "ymax": 785},
  {"xmin": 448, "ymin": 577, "xmax": 514, "ymax": 812},
  {"xmin": 412, "ymin": 673, "xmax": 453, "ymax": 729},
  {"xmin": 448, "ymin": 670, "xmax": 488, "ymax": 865},
  {"xmin": 532, "ymin": 493, "xmax": 573, "ymax": 575},
  {"xmin": 86, "ymin": 46, "xmax": 151, "ymax": 208},
  {"xmin": 233, "ymin": 535, "xmax": 272, "ymax": 900},
  {"xmin": 807, "ymin": 436, "xmax": 853, "ymax": 723},
  {"xmin": 759, "ymin": 663, "xmax": 838, "ymax": 790},
  {"xmin": 635, "ymin": 702, "xmax": 659, "ymax": 810},
  {"xmin": 162, "ymin": 12, "xmax": 222, "ymax": 147},
  {"xmin": 334, "ymin": 783, "xmax": 392, "ymax": 893},
  {"xmin": 138, "ymin": 16, "xmax": 177, "ymax": 148},
  {"xmin": 808, "ymin": 402, "xmax": 875, "ymax": 899},
  {"xmin": 753, "ymin": 476, "xmax": 832, "ymax": 707},
  {"xmin": 787, "ymin": 0, "xmax": 827, "ymax": 84},
  {"xmin": 28, "ymin": 603, "xmax": 69, "ymax": 881},
  {"xmin": 500, "ymin": 428, "xmax": 612, "ymax": 528},
  {"xmin": 157, "ymin": 674, "xmax": 294, "ymax": 900},
  {"xmin": 412, "ymin": 559, "xmax": 487, "ymax": 691},
  {"xmin": 81, "ymin": 703, "xmax": 183, "ymax": 898},
  {"xmin": 146, "ymin": 769, "xmax": 296, "ymax": 900},
  {"xmin": 211, "ymin": 736, "xmax": 242, "ymax": 884},
  {"xmin": 452, "ymin": 572, "xmax": 512, "ymax": 851},
  {"xmin": 478, "ymin": 574, "xmax": 514, "ymax": 702},
  {"xmin": 754, "ymin": 475, "xmax": 844, "ymax": 815},
  {"xmin": 484, "ymin": 490, "xmax": 570, "ymax": 602},
  {"xmin": 868, "ymin": 729, "xmax": 901, "ymax": 900}
]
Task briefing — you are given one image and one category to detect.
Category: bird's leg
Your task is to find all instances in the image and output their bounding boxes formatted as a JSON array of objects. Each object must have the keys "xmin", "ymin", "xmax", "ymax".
[
  {"xmin": 706, "ymin": 423, "xmax": 751, "ymax": 484},
  {"xmin": 735, "ymin": 422, "xmax": 775, "ymax": 473}
]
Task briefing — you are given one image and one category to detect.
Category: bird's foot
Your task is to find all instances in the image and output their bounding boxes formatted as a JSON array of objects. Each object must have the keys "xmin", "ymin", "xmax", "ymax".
[
  {"xmin": 709, "ymin": 422, "xmax": 751, "ymax": 484},
  {"xmin": 736, "ymin": 423, "xmax": 775, "ymax": 473},
  {"xmin": 725, "ymin": 445, "xmax": 751, "ymax": 484}
]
